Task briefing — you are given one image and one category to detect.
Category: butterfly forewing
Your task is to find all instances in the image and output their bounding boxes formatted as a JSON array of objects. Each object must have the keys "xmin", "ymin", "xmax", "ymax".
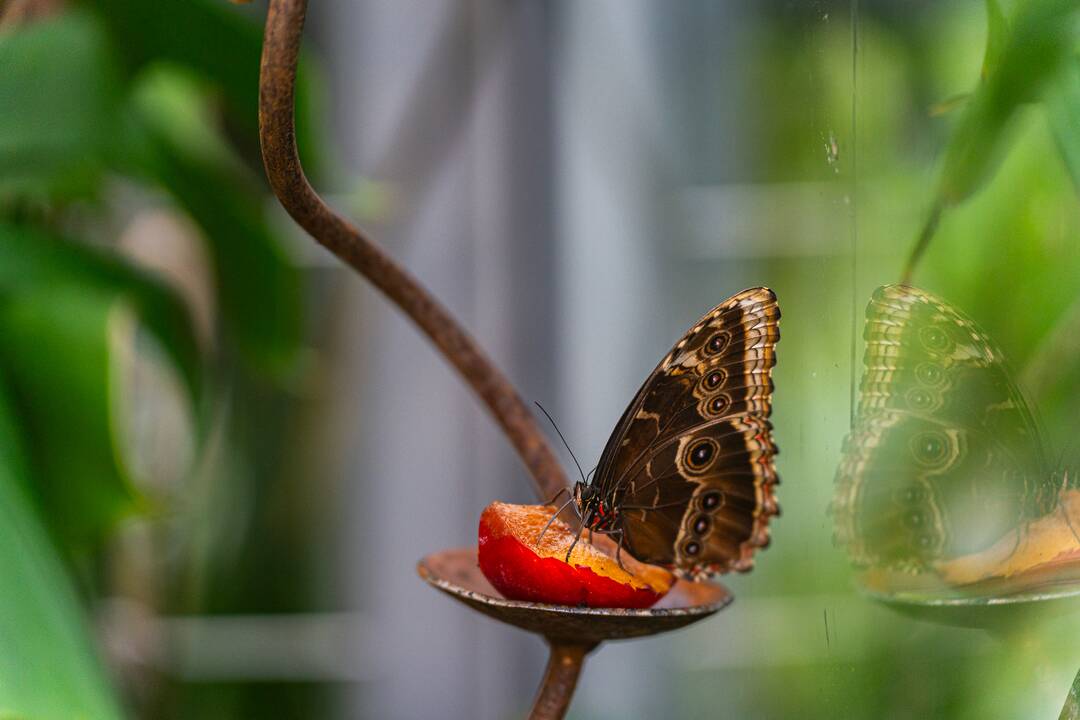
[
  {"xmin": 858, "ymin": 286, "xmax": 1044, "ymax": 464},
  {"xmin": 594, "ymin": 287, "xmax": 781, "ymax": 578}
]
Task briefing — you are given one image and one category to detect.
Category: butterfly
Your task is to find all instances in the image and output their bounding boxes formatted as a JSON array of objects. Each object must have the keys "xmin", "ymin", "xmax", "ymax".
[
  {"xmin": 832, "ymin": 284, "xmax": 1069, "ymax": 577},
  {"xmin": 554, "ymin": 287, "xmax": 781, "ymax": 581}
]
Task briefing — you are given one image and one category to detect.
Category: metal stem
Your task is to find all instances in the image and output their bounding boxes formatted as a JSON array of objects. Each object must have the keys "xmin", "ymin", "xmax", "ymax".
[
  {"xmin": 257, "ymin": 0, "xmax": 569, "ymax": 502},
  {"xmin": 528, "ymin": 642, "xmax": 594, "ymax": 720}
]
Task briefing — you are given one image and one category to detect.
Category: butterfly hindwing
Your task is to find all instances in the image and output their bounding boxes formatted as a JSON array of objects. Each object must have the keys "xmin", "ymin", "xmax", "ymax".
[
  {"xmin": 834, "ymin": 410, "xmax": 1039, "ymax": 571},
  {"xmin": 617, "ymin": 415, "xmax": 778, "ymax": 575},
  {"xmin": 594, "ymin": 288, "xmax": 780, "ymax": 578}
]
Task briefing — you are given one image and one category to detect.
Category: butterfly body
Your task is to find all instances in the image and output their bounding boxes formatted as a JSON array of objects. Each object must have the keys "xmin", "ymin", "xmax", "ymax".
[{"xmin": 572, "ymin": 287, "xmax": 781, "ymax": 580}]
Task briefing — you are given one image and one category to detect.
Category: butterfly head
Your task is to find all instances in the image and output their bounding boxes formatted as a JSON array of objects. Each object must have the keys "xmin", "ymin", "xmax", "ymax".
[{"xmin": 574, "ymin": 481, "xmax": 618, "ymax": 531}]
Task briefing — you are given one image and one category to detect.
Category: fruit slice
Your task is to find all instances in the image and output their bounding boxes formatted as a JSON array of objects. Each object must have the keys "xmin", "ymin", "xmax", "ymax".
[
  {"xmin": 478, "ymin": 501, "xmax": 674, "ymax": 608},
  {"xmin": 937, "ymin": 488, "xmax": 1080, "ymax": 589},
  {"xmin": 859, "ymin": 489, "xmax": 1080, "ymax": 599}
]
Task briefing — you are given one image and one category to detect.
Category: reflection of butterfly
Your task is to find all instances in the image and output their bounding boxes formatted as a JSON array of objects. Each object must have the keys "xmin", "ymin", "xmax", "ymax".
[
  {"xmin": 833, "ymin": 284, "xmax": 1064, "ymax": 574},
  {"xmin": 567, "ymin": 288, "xmax": 780, "ymax": 580}
]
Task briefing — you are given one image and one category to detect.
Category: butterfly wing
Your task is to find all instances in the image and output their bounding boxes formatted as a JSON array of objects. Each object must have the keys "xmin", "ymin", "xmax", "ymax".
[
  {"xmin": 594, "ymin": 287, "xmax": 780, "ymax": 577},
  {"xmin": 833, "ymin": 284, "xmax": 1052, "ymax": 572}
]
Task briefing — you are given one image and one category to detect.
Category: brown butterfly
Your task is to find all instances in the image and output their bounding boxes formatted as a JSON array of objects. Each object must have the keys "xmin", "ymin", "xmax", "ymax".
[
  {"xmin": 833, "ymin": 284, "xmax": 1062, "ymax": 576},
  {"xmin": 555, "ymin": 287, "xmax": 781, "ymax": 580}
]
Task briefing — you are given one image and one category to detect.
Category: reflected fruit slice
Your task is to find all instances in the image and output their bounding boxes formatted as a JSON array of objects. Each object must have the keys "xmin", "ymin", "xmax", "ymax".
[
  {"xmin": 478, "ymin": 501, "xmax": 673, "ymax": 608},
  {"xmin": 938, "ymin": 489, "xmax": 1080, "ymax": 590}
]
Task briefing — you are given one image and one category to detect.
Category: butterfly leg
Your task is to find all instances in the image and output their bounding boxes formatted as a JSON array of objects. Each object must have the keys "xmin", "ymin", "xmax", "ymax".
[
  {"xmin": 1049, "ymin": 471, "xmax": 1080, "ymax": 546},
  {"xmin": 544, "ymin": 486, "xmax": 570, "ymax": 506},
  {"xmin": 1057, "ymin": 491, "xmax": 1080, "ymax": 547},
  {"xmin": 564, "ymin": 522, "xmax": 585, "ymax": 563},
  {"xmin": 536, "ymin": 495, "xmax": 577, "ymax": 546},
  {"xmin": 611, "ymin": 529, "xmax": 630, "ymax": 574}
]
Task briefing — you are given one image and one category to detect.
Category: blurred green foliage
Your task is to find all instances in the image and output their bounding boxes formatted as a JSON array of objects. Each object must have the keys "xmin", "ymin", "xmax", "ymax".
[
  {"xmin": 725, "ymin": 0, "xmax": 1080, "ymax": 718},
  {"xmin": 937, "ymin": 0, "xmax": 1080, "ymax": 205},
  {"xmin": 0, "ymin": 378, "xmax": 123, "ymax": 718},
  {"xmin": 0, "ymin": 0, "xmax": 325, "ymax": 716},
  {"xmin": 0, "ymin": 11, "xmax": 120, "ymax": 200},
  {"xmin": 127, "ymin": 67, "xmax": 304, "ymax": 378}
]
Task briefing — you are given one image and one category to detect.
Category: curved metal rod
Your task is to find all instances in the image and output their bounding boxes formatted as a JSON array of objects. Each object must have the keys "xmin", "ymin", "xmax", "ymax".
[
  {"xmin": 529, "ymin": 642, "xmax": 594, "ymax": 720},
  {"xmin": 258, "ymin": 0, "xmax": 569, "ymax": 501}
]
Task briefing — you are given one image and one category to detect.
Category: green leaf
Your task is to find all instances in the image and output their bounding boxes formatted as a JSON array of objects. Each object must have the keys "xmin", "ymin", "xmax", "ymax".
[
  {"xmin": 1062, "ymin": 664, "xmax": 1080, "ymax": 719},
  {"xmin": 124, "ymin": 67, "xmax": 303, "ymax": 379},
  {"xmin": 0, "ymin": 288, "xmax": 140, "ymax": 548},
  {"xmin": 0, "ymin": 224, "xmax": 202, "ymax": 547},
  {"xmin": 938, "ymin": 0, "xmax": 1080, "ymax": 204},
  {"xmin": 87, "ymin": 0, "xmax": 327, "ymax": 180},
  {"xmin": 0, "ymin": 11, "xmax": 123, "ymax": 201},
  {"xmin": 0, "ymin": 374, "xmax": 123, "ymax": 719},
  {"xmin": 981, "ymin": 0, "xmax": 1009, "ymax": 80},
  {"xmin": 0, "ymin": 224, "xmax": 202, "ymax": 402},
  {"xmin": 1047, "ymin": 57, "xmax": 1080, "ymax": 193}
]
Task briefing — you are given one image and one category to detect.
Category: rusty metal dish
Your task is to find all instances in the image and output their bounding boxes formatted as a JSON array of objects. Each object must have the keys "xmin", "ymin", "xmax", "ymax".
[
  {"xmin": 861, "ymin": 581, "xmax": 1080, "ymax": 631},
  {"xmin": 417, "ymin": 547, "xmax": 731, "ymax": 645}
]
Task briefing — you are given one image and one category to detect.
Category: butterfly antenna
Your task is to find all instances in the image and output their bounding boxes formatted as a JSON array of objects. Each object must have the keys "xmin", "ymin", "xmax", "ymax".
[{"xmin": 535, "ymin": 401, "xmax": 588, "ymax": 485}]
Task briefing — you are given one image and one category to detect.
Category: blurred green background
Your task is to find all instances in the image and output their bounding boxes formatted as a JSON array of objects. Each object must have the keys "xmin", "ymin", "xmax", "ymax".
[{"xmin": 2, "ymin": 0, "xmax": 1080, "ymax": 718}]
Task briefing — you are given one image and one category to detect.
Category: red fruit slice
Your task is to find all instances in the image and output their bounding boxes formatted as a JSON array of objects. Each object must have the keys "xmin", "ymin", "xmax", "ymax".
[{"xmin": 478, "ymin": 501, "xmax": 674, "ymax": 608}]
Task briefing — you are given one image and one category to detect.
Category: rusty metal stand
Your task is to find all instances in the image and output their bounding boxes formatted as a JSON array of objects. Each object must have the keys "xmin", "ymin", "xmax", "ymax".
[
  {"xmin": 529, "ymin": 642, "xmax": 595, "ymax": 720},
  {"xmin": 257, "ymin": 5, "xmax": 732, "ymax": 717},
  {"xmin": 257, "ymin": 0, "xmax": 568, "ymax": 503}
]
